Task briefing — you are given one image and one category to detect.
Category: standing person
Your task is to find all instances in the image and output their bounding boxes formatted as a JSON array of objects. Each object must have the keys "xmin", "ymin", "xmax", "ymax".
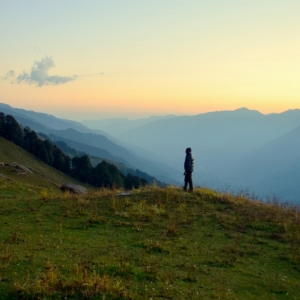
[{"xmin": 184, "ymin": 147, "xmax": 194, "ymax": 191}]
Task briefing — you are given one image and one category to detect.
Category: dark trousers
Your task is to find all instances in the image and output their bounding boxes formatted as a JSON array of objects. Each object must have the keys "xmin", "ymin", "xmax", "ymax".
[{"xmin": 184, "ymin": 171, "xmax": 193, "ymax": 191}]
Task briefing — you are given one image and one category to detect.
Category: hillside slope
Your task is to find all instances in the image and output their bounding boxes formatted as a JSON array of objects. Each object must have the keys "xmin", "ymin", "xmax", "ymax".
[
  {"xmin": 0, "ymin": 103, "xmax": 90, "ymax": 133},
  {"xmin": 0, "ymin": 137, "xmax": 90, "ymax": 196}
]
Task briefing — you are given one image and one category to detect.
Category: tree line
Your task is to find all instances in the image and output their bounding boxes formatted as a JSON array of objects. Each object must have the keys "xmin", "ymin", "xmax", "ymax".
[
  {"xmin": 0, "ymin": 112, "xmax": 148, "ymax": 189},
  {"xmin": 46, "ymin": 135, "xmax": 162, "ymax": 186}
]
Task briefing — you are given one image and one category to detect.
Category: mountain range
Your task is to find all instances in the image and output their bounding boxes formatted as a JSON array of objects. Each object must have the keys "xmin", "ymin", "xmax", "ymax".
[
  {"xmin": 1, "ymin": 103, "xmax": 300, "ymax": 203},
  {"xmin": 79, "ymin": 107, "xmax": 300, "ymax": 203},
  {"xmin": 0, "ymin": 103, "xmax": 179, "ymax": 185}
]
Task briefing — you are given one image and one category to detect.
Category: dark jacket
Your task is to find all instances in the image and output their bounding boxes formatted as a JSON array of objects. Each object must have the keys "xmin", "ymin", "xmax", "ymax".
[{"xmin": 184, "ymin": 152, "xmax": 194, "ymax": 173}]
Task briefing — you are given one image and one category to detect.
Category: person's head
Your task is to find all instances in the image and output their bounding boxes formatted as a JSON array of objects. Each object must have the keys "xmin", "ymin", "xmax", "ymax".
[{"xmin": 185, "ymin": 147, "xmax": 192, "ymax": 153}]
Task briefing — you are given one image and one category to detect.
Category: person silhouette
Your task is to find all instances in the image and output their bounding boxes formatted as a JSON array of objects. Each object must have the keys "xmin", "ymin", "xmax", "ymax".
[{"xmin": 183, "ymin": 147, "xmax": 194, "ymax": 191}]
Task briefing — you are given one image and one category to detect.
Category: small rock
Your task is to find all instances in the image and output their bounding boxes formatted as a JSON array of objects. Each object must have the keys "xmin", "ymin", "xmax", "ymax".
[
  {"xmin": 60, "ymin": 183, "xmax": 87, "ymax": 194},
  {"xmin": 17, "ymin": 172, "xmax": 27, "ymax": 176},
  {"xmin": 115, "ymin": 192, "xmax": 131, "ymax": 197}
]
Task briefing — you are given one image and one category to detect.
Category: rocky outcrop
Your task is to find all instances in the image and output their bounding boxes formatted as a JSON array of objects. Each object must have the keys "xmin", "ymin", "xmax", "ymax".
[
  {"xmin": 60, "ymin": 183, "xmax": 87, "ymax": 194},
  {"xmin": 10, "ymin": 163, "xmax": 33, "ymax": 174},
  {"xmin": 0, "ymin": 162, "xmax": 31, "ymax": 178}
]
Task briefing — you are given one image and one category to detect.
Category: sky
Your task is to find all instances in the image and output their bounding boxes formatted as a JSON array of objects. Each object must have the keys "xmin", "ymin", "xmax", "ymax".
[{"xmin": 1, "ymin": 0, "xmax": 300, "ymax": 120}]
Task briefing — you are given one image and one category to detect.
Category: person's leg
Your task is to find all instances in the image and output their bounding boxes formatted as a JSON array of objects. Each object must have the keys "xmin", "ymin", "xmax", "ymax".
[
  {"xmin": 184, "ymin": 173, "xmax": 188, "ymax": 191},
  {"xmin": 185, "ymin": 172, "xmax": 193, "ymax": 191},
  {"xmin": 189, "ymin": 174, "xmax": 193, "ymax": 191},
  {"xmin": 186, "ymin": 172, "xmax": 193, "ymax": 191}
]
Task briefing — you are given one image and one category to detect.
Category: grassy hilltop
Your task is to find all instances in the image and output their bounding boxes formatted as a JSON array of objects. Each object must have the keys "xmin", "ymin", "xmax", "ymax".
[{"xmin": 0, "ymin": 138, "xmax": 300, "ymax": 299}]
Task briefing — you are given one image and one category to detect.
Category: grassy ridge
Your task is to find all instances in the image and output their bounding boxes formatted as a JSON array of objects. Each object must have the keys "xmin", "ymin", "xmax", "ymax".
[{"xmin": 0, "ymin": 183, "xmax": 299, "ymax": 299}]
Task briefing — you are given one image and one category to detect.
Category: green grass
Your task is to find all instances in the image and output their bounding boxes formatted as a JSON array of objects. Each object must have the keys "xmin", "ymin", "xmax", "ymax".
[{"xmin": 0, "ymin": 184, "xmax": 299, "ymax": 299}]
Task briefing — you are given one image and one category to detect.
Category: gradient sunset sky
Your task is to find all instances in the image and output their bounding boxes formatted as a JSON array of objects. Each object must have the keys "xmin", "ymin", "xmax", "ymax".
[{"xmin": 1, "ymin": 0, "xmax": 299, "ymax": 120}]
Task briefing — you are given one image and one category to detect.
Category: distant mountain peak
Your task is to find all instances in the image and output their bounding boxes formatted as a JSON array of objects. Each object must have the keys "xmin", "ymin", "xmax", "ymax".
[{"xmin": 234, "ymin": 107, "xmax": 262, "ymax": 115}]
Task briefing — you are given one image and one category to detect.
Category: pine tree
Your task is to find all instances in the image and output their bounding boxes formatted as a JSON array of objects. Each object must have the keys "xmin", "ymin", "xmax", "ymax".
[
  {"xmin": 4, "ymin": 115, "xmax": 23, "ymax": 146},
  {"xmin": 0, "ymin": 112, "xmax": 5, "ymax": 137}
]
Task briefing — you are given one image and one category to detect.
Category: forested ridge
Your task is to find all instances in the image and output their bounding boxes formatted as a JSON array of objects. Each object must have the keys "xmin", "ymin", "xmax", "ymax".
[{"xmin": 0, "ymin": 112, "xmax": 150, "ymax": 189}]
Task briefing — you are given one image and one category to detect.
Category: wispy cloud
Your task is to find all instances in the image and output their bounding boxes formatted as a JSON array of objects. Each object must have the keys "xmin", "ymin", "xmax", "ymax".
[
  {"xmin": 2, "ymin": 57, "xmax": 104, "ymax": 87},
  {"xmin": 3, "ymin": 57, "xmax": 75, "ymax": 87},
  {"xmin": 2, "ymin": 70, "xmax": 15, "ymax": 80},
  {"xmin": 17, "ymin": 56, "xmax": 75, "ymax": 87}
]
